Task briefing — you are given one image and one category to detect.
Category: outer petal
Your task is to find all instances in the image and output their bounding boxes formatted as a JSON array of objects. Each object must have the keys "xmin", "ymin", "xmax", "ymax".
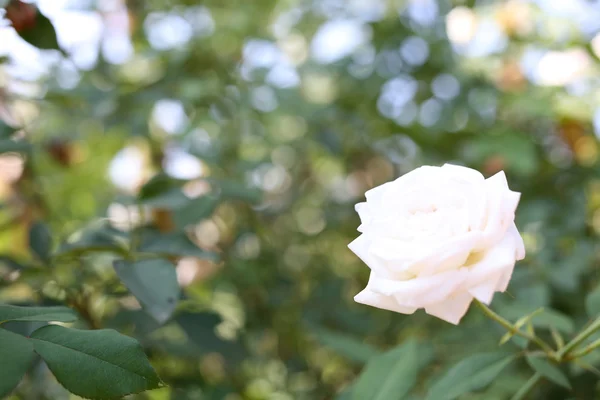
[
  {"xmin": 441, "ymin": 163, "xmax": 485, "ymax": 183},
  {"xmin": 510, "ymin": 223, "xmax": 526, "ymax": 261},
  {"xmin": 478, "ymin": 171, "xmax": 520, "ymax": 249},
  {"xmin": 495, "ymin": 224, "xmax": 526, "ymax": 292},
  {"xmin": 354, "ymin": 277, "xmax": 417, "ymax": 315},
  {"xmin": 424, "ymin": 292, "xmax": 473, "ymax": 325},
  {"xmin": 355, "ymin": 202, "xmax": 370, "ymax": 232},
  {"xmin": 348, "ymin": 234, "xmax": 401, "ymax": 279},
  {"xmin": 368, "ymin": 269, "xmax": 470, "ymax": 308},
  {"xmin": 464, "ymin": 226, "xmax": 522, "ymax": 303}
]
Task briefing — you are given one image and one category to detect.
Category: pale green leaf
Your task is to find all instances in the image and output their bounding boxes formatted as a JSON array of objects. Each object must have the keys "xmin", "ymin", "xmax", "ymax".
[{"xmin": 114, "ymin": 259, "xmax": 180, "ymax": 324}]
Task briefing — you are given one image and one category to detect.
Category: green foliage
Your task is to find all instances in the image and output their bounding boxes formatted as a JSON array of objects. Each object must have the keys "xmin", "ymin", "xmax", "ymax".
[
  {"xmin": 30, "ymin": 325, "xmax": 162, "ymax": 399},
  {"xmin": 525, "ymin": 355, "xmax": 571, "ymax": 389},
  {"xmin": 28, "ymin": 221, "xmax": 52, "ymax": 263},
  {"xmin": 0, "ymin": 328, "xmax": 35, "ymax": 398},
  {"xmin": 113, "ymin": 259, "xmax": 180, "ymax": 323},
  {"xmin": 0, "ymin": 304, "xmax": 160, "ymax": 399},
  {"xmin": 351, "ymin": 340, "xmax": 432, "ymax": 400},
  {"xmin": 0, "ymin": 304, "xmax": 77, "ymax": 323},
  {"xmin": 426, "ymin": 353, "xmax": 515, "ymax": 400}
]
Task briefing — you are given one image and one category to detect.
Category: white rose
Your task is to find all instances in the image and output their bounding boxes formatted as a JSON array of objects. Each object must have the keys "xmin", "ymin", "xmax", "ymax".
[{"xmin": 349, "ymin": 164, "xmax": 525, "ymax": 324}]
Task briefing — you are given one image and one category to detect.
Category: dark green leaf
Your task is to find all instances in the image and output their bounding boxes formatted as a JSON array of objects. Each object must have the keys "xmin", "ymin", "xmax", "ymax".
[
  {"xmin": 114, "ymin": 259, "xmax": 180, "ymax": 324},
  {"xmin": 29, "ymin": 221, "xmax": 52, "ymax": 263},
  {"xmin": 0, "ymin": 304, "xmax": 77, "ymax": 323},
  {"xmin": 0, "ymin": 328, "xmax": 35, "ymax": 398},
  {"xmin": 176, "ymin": 312, "xmax": 245, "ymax": 363},
  {"xmin": 15, "ymin": 7, "xmax": 61, "ymax": 50},
  {"xmin": 139, "ymin": 173, "xmax": 186, "ymax": 201},
  {"xmin": 140, "ymin": 188, "xmax": 190, "ymax": 209},
  {"xmin": 526, "ymin": 355, "xmax": 571, "ymax": 389},
  {"xmin": 352, "ymin": 340, "xmax": 432, "ymax": 400},
  {"xmin": 426, "ymin": 352, "xmax": 515, "ymax": 400},
  {"xmin": 30, "ymin": 325, "xmax": 161, "ymax": 399}
]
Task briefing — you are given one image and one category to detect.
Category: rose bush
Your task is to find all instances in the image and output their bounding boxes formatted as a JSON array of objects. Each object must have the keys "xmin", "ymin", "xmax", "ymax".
[{"xmin": 349, "ymin": 164, "xmax": 525, "ymax": 324}]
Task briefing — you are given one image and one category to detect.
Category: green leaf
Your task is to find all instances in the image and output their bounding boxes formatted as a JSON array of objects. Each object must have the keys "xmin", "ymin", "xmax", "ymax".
[
  {"xmin": 139, "ymin": 173, "xmax": 185, "ymax": 201},
  {"xmin": 29, "ymin": 221, "xmax": 52, "ymax": 263},
  {"xmin": 526, "ymin": 355, "xmax": 571, "ymax": 389},
  {"xmin": 0, "ymin": 328, "xmax": 35, "ymax": 398},
  {"xmin": 139, "ymin": 231, "xmax": 217, "ymax": 260},
  {"xmin": 312, "ymin": 327, "xmax": 381, "ymax": 363},
  {"xmin": 140, "ymin": 188, "xmax": 190, "ymax": 209},
  {"xmin": 114, "ymin": 259, "xmax": 180, "ymax": 324},
  {"xmin": 176, "ymin": 312, "xmax": 245, "ymax": 363},
  {"xmin": 15, "ymin": 7, "xmax": 61, "ymax": 51},
  {"xmin": 56, "ymin": 226, "xmax": 126, "ymax": 257},
  {"xmin": 426, "ymin": 352, "xmax": 515, "ymax": 400},
  {"xmin": 352, "ymin": 340, "xmax": 432, "ymax": 400},
  {"xmin": 30, "ymin": 325, "xmax": 161, "ymax": 399},
  {"xmin": 172, "ymin": 195, "xmax": 219, "ymax": 228},
  {"xmin": 585, "ymin": 285, "xmax": 600, "ymax": 318},
  {"xmin": 499, "ymin": 304, "xmax": 574, "ymax": 334},
  {"xmin": 0, "ymin": 304, "xmax": 77, "ymax": 323}
]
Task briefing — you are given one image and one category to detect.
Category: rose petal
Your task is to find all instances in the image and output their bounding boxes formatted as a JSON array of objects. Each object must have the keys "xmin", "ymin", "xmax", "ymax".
[
  {"xmin": 355, "ymin": 202, "xmax": 370, "ymax": 232},
  {"xmin": 468, "ymin": 275, "xmax": 502, "ymax": 304},
  {"xmin": 441, "ymin": 163, "xmax": 485, "ymax": 183},
  {"xmin": 354, "ymin": 285, "xmax": 417, "ymax": 315},
  {"xmin": 508, "ymin": 223, "xmax": 526, "ymax": 260},
  {"xmin": 465, "ymin": 227, "xmax": 523, "ymax": 301},
  {"xmin": 478, "ymin": 171, "xmax": 519, "ymax": 249},
  {"xmin": 368, "ymin": 269, "xmax": 469, "ymax": 308},
  {"xmin": 424, "ymin": 292, "xmax": 473, "ymax": 325},
  {"xmin": 348, "ymin": 234, "xmax": 396, "ymax": 279}
]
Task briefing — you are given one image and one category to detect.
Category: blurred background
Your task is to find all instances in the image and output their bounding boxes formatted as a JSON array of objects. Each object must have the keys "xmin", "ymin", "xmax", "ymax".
[{"xmin": 1, "ymin": 0, "xmax": 600, "ymax": 399}]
